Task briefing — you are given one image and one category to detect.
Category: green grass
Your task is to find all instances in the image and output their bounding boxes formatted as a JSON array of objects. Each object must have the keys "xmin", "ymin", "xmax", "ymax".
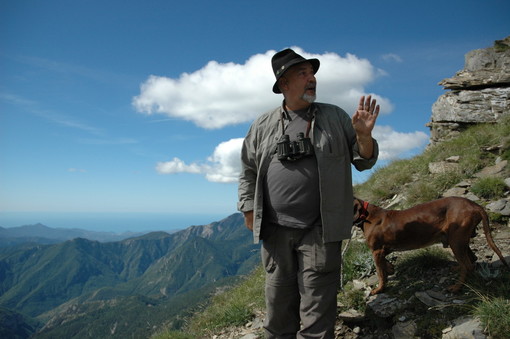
[
  {"xmin": 473, "ymin": 295, "xmax": 510, "ymax": 338},
  {"xmin": 471, "ymin": 177, "xmax": 507, "ymax": 199},
  {"xmin": 341, "ymin": 240, "xmax": 374, "ymax": 284},
  {"xmin": 153, "ymin": 265, "xmax": 265, "ymax": 338}
]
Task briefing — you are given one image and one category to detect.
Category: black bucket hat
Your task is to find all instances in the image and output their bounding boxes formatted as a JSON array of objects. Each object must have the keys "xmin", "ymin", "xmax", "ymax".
[{"xmin": 271, "ymin": 48, "xmax": 320, "ymax": 94}]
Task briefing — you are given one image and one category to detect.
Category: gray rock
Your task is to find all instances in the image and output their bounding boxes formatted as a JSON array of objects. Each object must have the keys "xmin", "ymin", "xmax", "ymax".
[
  {"xmin": 240, "ymin": 334, "xmax": 259, "ymax": 339},
  {"xmin": 431, "ymin": 87, "xmax": 510, "ymax": 124},
  {"xmin": 486, "ymin": 199, "xmax": 510, "ymax": 216},
  {"xmin": 367, "ymin": 293, "xmax": 403, "ymax": 318},
  {"xmin": 415, "ymin": 291, "xmax": 447, "ymax": 307},
  {"xmin": 442, "ymin": 316, "xmax": 487, "ymax": 339},
  {"xmin": 428, "ymin": 36, "xmax": 510, "ymax": 145},
  {"xmin": 474, "ymin": 160, "xmax": 508, "ymax": 178},
  {"xmin": 504, "ymin": 177, "xmax": 510, "ymax": 188},
  {"xmin": 429, "ymin": 161, "xmax": 460, "ymax": 174},
  {"xmin": 443, "ymin": 187, "xmax": 467, "ymax": 197},
  {"xmin": 392, "ymin": 320, "xmax": 418, "ymax": 339},
  {"xmin": 439, "ymin": 36, "xmax": 510, "ymax": 89}
]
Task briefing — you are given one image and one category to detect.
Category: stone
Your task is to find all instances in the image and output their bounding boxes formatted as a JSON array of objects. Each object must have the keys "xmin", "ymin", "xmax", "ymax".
[
  {"xmin": 367, "ymin": 293, "xmax": 403, "ymax": 318},
  {"xmin": 486, "ymin": 199, "xmax": 510, "ymax": 216},
  {"xmin": 240, "ymin": 334, "xmax": 259, "ymax": 339},
  {"xmin": 474, "ymin": 160, "xmax": 508, "ymax": 178},
  {"xmin": 446, "ymin": 156, "xmax": 460, "ymax": 162},
  {"xmin": 439, "ymin": 36, "xmax": 510, "ymax": 90},
  {"xmin": 429, "ymin": 161, "xmax": 461, "ymax": 174},
  {"xmin": 431, "ymin": 87, "xmax": 510, "ymax": 123},
  {"xmin": 442, "ymin": 316, "xmax": 486, "ymax": 339},
  {"xmin": 426, "ymin": 289, "xmax": 448, "ymax": 302},
  {"xmin": 504, "ymin": 177, "xmax": 510, "ymax": 188},
  {"xmin": 338, "ymin": 309, "xmax": 365, "ymax": 322},
  {"xmin": 443, "ymin": 187, "xmax": 467, "ymax": 197},
  {"xmin": 415, "ymin": 291, "xmax": 447, "ymax": 307},
  {"xmin": 392, "ymin": 320, "xmax": 417, "ymax": 339},
  {"xmin": 456, "ymin": 180, "xmax": 472, "ymax": 187},
  {"xmin": 464, "ymin": 193, "xmax": 480, "ymax": 201}
]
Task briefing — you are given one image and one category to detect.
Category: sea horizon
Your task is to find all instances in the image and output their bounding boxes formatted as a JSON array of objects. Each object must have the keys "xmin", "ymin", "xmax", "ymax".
[{"xmin": 0, "ymin": 211, "xmax": 235, "ymax": 234}]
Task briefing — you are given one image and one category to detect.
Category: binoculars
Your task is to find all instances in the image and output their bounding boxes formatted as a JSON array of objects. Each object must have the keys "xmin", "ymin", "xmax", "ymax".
[{"xmin": 276, "ymin": 132, "xmax": 314, "ymax": 161}]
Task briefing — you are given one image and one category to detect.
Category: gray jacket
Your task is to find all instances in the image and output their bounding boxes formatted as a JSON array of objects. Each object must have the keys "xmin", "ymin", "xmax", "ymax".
[{"xmin": 238, "ymin": 102, "xmax": 378, "ymax": 243}]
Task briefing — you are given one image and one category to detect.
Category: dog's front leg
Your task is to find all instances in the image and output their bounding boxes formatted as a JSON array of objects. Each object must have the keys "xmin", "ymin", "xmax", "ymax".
[{"xmin": 371, "ymin": 249, "xmax": 387, "ymax": 295}]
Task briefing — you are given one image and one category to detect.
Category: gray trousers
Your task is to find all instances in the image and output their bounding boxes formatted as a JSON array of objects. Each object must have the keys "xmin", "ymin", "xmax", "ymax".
[{"xmin": 261, "ymin": 223, "xmax": 342, "ymax": 339}]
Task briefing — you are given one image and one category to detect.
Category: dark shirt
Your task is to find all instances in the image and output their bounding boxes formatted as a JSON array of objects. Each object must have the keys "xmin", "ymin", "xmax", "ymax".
[{"xmin": 263, "ymin": 108, "xmax": 321, "ymax": 228}]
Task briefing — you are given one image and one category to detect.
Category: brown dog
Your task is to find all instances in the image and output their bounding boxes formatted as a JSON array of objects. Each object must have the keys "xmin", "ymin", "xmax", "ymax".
[{"xmin": 353, "ymin": 196, "xmax": 509, "ymax": 295}]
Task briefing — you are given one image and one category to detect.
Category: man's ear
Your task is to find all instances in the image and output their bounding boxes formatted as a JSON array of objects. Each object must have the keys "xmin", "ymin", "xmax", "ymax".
[{"xmin": 278, "ymin": 77, "xmax": 288, "ymax": 92}]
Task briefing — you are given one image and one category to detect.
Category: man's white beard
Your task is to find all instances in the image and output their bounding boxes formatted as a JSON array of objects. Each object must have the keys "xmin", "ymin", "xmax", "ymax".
[{"xmin": 302, "ymin": 93, "xmax": 316, "ymax": 103}]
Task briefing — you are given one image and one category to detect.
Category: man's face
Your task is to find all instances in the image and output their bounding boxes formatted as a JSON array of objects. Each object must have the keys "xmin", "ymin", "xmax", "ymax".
[{"xmin": 280, "ymin": 62, "xmax": 317, "ymax": 104}]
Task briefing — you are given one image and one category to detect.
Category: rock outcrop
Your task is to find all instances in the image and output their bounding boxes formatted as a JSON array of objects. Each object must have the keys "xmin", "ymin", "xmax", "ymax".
[{"xmin": 428, "ymin": 36, "xmax": 510, "ymax": 144}]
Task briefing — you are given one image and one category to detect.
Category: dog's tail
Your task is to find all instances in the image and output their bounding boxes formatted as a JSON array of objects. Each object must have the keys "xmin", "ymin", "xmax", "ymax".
[{"xmin": 480, "ymin": 205, "xmax": 510, "ymax": 270}]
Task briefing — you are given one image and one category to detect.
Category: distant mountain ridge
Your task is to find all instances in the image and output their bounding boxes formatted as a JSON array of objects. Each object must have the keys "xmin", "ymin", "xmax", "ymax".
[
  {"xmin": 0, "ymin": 223, "xmax": 146, "ymax": 245},
  {"xmin": 0, "ymin": 212, "xmax": 259, "ymax": 338}
]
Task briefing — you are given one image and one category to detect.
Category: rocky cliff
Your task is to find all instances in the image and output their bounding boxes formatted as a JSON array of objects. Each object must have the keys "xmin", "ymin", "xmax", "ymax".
[{"xmin": 428, "ymin": 36, "xmax": 510, "ymax": 144}]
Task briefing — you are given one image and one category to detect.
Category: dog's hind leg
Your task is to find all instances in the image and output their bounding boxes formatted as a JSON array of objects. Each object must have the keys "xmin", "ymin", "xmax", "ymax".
[
  {"xmin": 468, "ymin": 246, "xmax": 477, "ymax": 264},
  {"xmin": 448, "ymin": 242, "xmax": 475, "ymax": 293}
]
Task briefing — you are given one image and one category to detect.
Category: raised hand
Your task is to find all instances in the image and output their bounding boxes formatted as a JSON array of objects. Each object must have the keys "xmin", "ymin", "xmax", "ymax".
[{"xmin": 352, "ymin": 95, "xmax": 379, "ymax": 137}]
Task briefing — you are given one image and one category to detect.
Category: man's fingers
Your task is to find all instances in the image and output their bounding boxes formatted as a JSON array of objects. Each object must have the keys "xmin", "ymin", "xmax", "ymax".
[
  {"xmin": 374, "ymin": 104, "xmax": 380, "ymax": 116},
  {"xmin": 358, "ymin": 96, "xmax": 365, "ymax": 111},
  {"xmin": 364, "ymin": 95, "xmax": 372, "ymax": 110}
]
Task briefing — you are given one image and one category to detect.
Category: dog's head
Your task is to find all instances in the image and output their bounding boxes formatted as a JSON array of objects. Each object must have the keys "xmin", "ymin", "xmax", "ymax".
[{"xmin": 353, "ymin": 197, "xmax": 369, "ymax": 228}]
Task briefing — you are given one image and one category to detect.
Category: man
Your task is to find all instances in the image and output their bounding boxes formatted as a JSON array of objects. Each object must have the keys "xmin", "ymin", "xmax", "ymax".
[{"xmin": 237, "ymin": 48, "xmax": 379, "ymax": 338}]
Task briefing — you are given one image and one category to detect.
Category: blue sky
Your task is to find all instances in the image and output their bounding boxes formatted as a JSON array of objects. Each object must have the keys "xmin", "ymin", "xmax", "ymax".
[{"xmin": 1, "ymin": 0, "xmax": 509, "ymax": 232}]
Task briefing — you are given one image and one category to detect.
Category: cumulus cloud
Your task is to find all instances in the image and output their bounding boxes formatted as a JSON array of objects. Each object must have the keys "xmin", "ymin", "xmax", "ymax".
[
  {"xmin": 372, "ymin": 125, "xmax": 429, "ymax": 160},
  {"xmin": 156, "ymin": 138, "xmax": 244, "ymax": 183},
  {"xmin": 381, "ymin": 53, "xmax": 403, "ymax": 63},
  {"xmin": 132, "ymin": 47, "xmax": 392, "ymax": 129},
  {"xmin": 137, "ymin": 47, "xmax": 428, "ymax": 183}
]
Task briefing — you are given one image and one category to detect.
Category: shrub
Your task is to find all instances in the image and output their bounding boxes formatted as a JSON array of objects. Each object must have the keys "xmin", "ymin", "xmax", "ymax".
[
  {"xmin": 341, "ymin": 241, "xmax": 374, "ymax": 285},
  {"xmin": 471, "ymin": 177, "xmax": 506, "ymax": 199},
  {"xmin": 473, "ymin": 295, "xmax": 510, "ymax": 338}
]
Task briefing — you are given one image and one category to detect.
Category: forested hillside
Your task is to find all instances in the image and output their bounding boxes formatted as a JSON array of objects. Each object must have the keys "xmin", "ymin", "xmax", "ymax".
[{"xmin": 0, "ymin": 213, "xmax": 259, "ymax": 338}]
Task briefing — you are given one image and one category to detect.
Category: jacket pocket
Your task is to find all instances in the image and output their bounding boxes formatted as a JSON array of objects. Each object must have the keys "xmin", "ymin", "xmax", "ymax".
[{"xmin": 314, "ymin": 125, "xmax": 346, "ymax": 158}]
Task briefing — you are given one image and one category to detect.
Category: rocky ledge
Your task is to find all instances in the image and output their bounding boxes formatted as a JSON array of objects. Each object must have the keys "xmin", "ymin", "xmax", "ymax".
[{"xmin": 428, "ymin": 36, "xmax": 510, "ymax": 144}]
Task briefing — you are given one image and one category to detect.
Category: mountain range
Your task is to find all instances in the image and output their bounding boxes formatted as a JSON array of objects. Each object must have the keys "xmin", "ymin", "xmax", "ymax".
[
  {"xmin": 0, "ymin": 213, "xmax": 260, "ymax": 338},
  {"xmin": 0, "ymin": 223, "xmax": 145, "ymax": 246}
]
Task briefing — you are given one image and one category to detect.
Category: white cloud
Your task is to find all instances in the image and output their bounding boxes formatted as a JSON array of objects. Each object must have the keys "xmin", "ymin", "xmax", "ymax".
[
  {"xmin": 381, "ymin": 53, "xmax": 403, "ymax": 63},
  {"xmin": 140, "ymin": 47, "xmax": 428, "ymax": 183},
  {"xmin": 132, "ymin": 47, "xmax": 393, "ymax": 129},
  {"xmin": 156, "ymin": 157, "xmax": 202, "ymax": 174},
  {"xmin": 372, "ymin": 125, "xmax": 429, "ymax": 160},
  {"xmin": 156, "ymin": 138, "xmax": 244, "ymax": 183}
]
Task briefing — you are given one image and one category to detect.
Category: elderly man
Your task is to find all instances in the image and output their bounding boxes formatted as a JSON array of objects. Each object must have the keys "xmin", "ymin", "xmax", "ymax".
[{"xmin": 238, "ymin": 48, "xmax": 379, "ymax": 338}]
